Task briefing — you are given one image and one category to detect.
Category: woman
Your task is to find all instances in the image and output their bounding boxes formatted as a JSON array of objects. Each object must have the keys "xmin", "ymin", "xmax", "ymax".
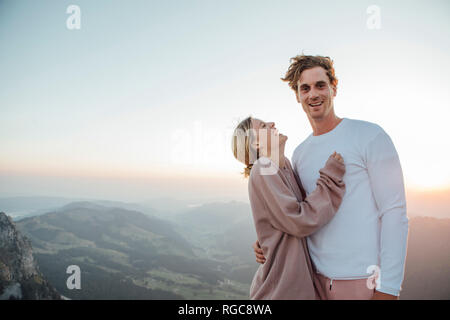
[{"xmin": 231, "ymin": 116, "xmax": 346, "ymax": 299}]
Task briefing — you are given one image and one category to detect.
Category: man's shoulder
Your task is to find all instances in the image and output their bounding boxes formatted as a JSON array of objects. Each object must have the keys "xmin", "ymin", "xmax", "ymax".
[
  {"xmin": 345, "ymin": 118, "xmax": 386, "ymax": 140},
  {"xmin": 292, "ymin": 135, "xmax": 312, "ymax": 158},
  {"xmin": 345, "ymin": 118, "xmax": 383, "ymax": 131}
]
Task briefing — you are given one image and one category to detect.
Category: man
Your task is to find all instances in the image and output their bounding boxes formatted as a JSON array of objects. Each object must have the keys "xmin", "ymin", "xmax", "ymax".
[{"xmin": 252, "ymin": 55, "xmax": 409, "ymax": 300}]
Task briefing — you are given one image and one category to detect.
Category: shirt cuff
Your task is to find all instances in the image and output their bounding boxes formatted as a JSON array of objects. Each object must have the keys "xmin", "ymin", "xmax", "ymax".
[{"xmin": 377, "ymin": 285, "xmax": 400, "ymax": 297}]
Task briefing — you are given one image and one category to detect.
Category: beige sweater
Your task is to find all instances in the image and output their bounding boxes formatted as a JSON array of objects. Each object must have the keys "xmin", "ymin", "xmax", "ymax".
[{"xmin": 248, "ymin": 155, "xmax": 346, "ymax": 300}]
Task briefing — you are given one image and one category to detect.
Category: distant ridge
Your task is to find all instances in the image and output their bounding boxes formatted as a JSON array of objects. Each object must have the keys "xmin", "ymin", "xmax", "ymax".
[
  {"xmin": 57, "ymin": 201, "xmax": 109, "ymax": 212},
  {"xmin": 15, "ymin": 201, "xmax": 228, "ymax": 299}
]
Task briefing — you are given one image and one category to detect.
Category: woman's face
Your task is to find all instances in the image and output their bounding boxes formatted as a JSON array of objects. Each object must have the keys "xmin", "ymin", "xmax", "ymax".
[{"xmin": 250, "ymin": 118, "xmax": 287, "ymax": 157}]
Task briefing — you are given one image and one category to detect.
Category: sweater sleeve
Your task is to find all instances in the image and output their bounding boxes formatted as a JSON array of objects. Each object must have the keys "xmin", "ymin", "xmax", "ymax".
[
  {"xmin": 365, "ymin": 130, "xmax": 409, "ymax": 296},
  {"xmin": 250, "ymin": 156, "xmax": 346, "ymax": 238}
]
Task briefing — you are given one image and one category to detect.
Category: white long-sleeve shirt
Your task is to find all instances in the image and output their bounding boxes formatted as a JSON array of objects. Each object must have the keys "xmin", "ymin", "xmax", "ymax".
[{"xmin": 292, "ymin": 118, "xmax": 409, "ymax": 296}]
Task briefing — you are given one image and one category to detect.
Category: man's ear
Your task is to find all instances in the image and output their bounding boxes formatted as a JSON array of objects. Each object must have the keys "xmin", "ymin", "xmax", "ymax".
[
  {"xmin": 331, "ymin": 86, "xmax": 337, "ymax": 97},
  {"xmin": 295, "ymin": 90, "xmax": 301, "ymax": 103}
]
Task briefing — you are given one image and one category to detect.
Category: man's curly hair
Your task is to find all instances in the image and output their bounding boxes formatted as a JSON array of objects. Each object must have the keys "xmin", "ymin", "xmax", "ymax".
[{"xmin": 281, "ymin": 55, "xmax": 338, "ymax": 93}]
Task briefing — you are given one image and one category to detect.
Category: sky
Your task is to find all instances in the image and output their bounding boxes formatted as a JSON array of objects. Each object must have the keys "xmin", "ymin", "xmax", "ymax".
[{"xmin": 1, "ymin": 0, "xmax": 450, "ymax": 203}]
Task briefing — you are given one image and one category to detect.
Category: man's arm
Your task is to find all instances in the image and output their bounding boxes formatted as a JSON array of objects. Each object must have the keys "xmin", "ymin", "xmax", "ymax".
[{"xmin": 366, "ymin": 130, "xmax": 409, "ymax": 298}]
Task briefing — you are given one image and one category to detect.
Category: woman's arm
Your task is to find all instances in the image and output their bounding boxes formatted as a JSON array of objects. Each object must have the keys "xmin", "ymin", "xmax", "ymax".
[{"xmin": 250, "ymin": 155, "xmax": 345, "ymax": 238}]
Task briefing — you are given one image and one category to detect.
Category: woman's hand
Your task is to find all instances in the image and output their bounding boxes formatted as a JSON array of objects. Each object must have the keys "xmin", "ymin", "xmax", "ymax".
[{"xmin": 331, "ymin": 151, "xmax": 344, "ymax": 163}]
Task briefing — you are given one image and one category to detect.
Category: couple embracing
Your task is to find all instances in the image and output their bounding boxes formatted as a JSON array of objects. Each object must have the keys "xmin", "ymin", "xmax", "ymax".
[{"xmin": 231, "ymin": 55, "xmax": 409, "ymax": 300}]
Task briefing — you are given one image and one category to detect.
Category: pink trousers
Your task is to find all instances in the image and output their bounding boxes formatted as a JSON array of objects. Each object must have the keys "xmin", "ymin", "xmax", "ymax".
[{"xmin": 313, "ymin": 272, "xmax": 376, "ymax": 300}]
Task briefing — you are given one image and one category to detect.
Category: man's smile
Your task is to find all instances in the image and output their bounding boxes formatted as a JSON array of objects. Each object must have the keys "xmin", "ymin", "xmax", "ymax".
[{"xmin": 309, "ymin": 101, "xmax": 323, "ymax": 108}]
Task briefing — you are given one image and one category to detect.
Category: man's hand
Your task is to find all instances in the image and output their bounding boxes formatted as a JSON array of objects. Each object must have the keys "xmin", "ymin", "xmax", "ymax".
[
  {"xmin": 371, "ymin": 291, "xmax": 398, "ymax": 300},
  {"xmin": 252, "ymin": 240, "xmax": 266, "ymax": 264}
]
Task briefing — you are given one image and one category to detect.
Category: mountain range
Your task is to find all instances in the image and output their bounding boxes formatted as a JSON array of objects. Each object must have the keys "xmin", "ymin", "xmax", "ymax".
[
  {"xmin": 0, "ymin": 196, "xmax": 449, "ymax": 299},
  {"xmin": 13, "ymin": 201, "xmax": 253, "ymax": 299}
]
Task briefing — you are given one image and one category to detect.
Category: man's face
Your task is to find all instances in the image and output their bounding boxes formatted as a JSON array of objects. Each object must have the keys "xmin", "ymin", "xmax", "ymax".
[{"xmin": 295, "ymin": 66, "xmax": 337, "ymax": 121}]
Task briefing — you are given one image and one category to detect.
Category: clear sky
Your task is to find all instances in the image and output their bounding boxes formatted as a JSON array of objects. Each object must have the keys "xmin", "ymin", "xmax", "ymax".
[{"xmin": 1, "ymin": 0, "xmax": 450, "ymax": 203}]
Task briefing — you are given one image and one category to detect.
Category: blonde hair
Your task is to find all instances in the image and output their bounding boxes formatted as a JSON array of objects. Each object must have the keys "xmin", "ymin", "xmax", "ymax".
[{"xmin": 231, "ymin": 116, "xmax": 259, "ymax": 178}]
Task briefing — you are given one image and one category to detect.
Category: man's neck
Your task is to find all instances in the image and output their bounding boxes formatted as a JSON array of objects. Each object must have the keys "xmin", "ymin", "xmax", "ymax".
[{"xmin": 310, "ymin": 113, "xmax": 342, "ymax": 136}]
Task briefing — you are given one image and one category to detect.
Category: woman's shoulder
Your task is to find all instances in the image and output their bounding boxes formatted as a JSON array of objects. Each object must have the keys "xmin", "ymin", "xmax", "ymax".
[{"xmin": 249, "ymin": 157, "xmax": 281, "ymax": 181}]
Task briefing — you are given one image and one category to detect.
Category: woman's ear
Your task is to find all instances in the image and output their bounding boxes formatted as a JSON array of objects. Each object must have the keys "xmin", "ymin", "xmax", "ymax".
[{"xmin": 250, "ymin": 140, "xmax": 259, "ymax": 151}]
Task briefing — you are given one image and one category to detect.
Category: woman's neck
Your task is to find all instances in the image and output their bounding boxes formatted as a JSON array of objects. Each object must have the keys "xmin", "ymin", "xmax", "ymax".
[{"xmin": 267, "ymin": 146, "xmax": 286, "ymax": 169}]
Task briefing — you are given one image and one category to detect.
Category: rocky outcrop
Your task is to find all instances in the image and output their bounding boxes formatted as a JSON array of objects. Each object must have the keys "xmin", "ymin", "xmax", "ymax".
[{"xmin": 0, "ymin": 212, "xmax": 61, "ymax": 300}]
